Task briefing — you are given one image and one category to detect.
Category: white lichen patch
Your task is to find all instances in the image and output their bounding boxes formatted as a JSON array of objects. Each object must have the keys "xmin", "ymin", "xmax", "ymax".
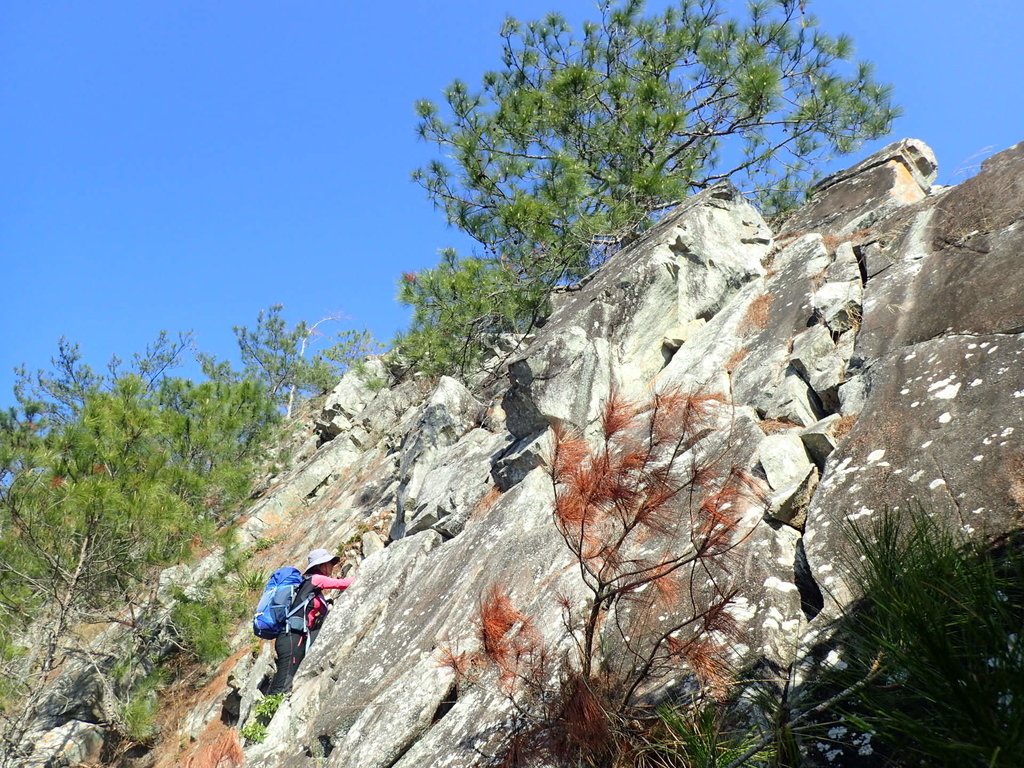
[
  {"xmin": 971, "ymin": 378, "xmax": 984, "ymax": 387},
  {"xmin": 866, "ymin": 449, "xmax": 886, "ymax": 463},
  {"xmin": 938, "ymin": 412, "xmax": 952, "ymax": 424},
  {"xmin": 974, "ymin": 455, "xmax": 985, "ymax": 462},
  {"xmin": 928, "ymin": 376, "xmax": 957, "ymax": 392},
  {"xmin": 1002, "ymin": 427, "xmax": 1015, "ymax": 437},
  {"xmin": 933, "ymin": 383, "xmax": 962, "ymax": 400},
  {"xmin": 921, "ymin": 440, "xmax": 933, "ymax": 449},
  {"xmin": 909, "ymin": 470, "xmax": 925, "ymax": 482},
  {"xmin": 763, "ymin": 576, "xmax": 799, "ymax": 593},
  {"xmin": 824, "ymin": 649, "xmax": 849, "ymax": 671},
  {"xmin": 929, "ymin": 478, "xmax": 946, "ymax": 490},
  {"xmin": 847, "ymin": 506, "xmax": 874, "ymax": 522},
  {"xmin": 853, "ymin": 732, "xmax": 875, "ymax": 756}
]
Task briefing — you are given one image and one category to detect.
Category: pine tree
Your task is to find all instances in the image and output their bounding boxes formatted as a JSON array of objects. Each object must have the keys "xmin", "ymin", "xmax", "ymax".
[
  {"xmin": 405, "ymin": 0, "xmax": 898, "ymax": 375},
  {"xmin": 228, "ymin": 305, "xmax": 379, "ymax": 414},
  {"xmin": 0, "ymin": 336, "xmax": 279, "ymax": 760}
]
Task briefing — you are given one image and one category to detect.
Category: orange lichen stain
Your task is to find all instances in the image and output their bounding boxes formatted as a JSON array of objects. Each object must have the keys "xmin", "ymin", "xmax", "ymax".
[{"xmin": 889, "ymin": 160, "xmax": 927, "ymax": 205}]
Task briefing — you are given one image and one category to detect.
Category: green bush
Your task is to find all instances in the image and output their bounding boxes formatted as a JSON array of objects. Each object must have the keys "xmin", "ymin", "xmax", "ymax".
[
  {"xmin": 118, "ymin": 667, "xmax": 169, "ymax": 745},
  {"xmin": 636, "ymin": 702, "xmax": 776, "ymax": 768},
  {"xmin": 120, "ymin": 691, "xmax": 160, "ymax": 744},
  {"xmin": 240, "ymin": 693, "xmax": 286, "ymax": 745},
  {"xmin": 240, "ymin": 720, "xmax": 268, "ymax": 744},
  {"xmin": 235, "ymin": 566, "xmax": 267, "ymax": 594},
  {"xmin": 254, "ymin": 693, "xmax": 285, "ymax": 720},
  {"xmin": 253, "ymin": 536, "xmax": 276, "ymax": 552},
  {"xmin": 170, "ymin": 588, "xmax": 239, "ymax": 665},
  {"xmin": 827, "ymin": 510, "xmax": 1024, "ymax": 767}
]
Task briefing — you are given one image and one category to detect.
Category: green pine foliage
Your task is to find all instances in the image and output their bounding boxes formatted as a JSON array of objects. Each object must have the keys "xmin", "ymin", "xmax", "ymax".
[
  {"xmin": 155, "ymin": 377, "xmax": 278, "ymax": 521},
  {"xmin": 0, "ymin": 332, "xmax": 281, "ymax": 754},
  {"xmin": 118, "ymin": 668, "xmax": 169, "ymax": 746},
  {"xmin": 818, "ymin": 511, "xmax": 1024, "ymax": 767},
  {"xmin": 790, "ymin": 512, "xmax": 1024, "ymax": 768},
  {"xmin": 396, "ymin": 249, "xmax": 545, "ymax": 376},
  {"xmin": 637, "ymin": 703, "xmax": 775, "ymax": 767},
  {"xmin": 222, "ymin": 304, "xmax": 381, "ymax": 413},
  {"xmin": 402, "ymin": 0, "xmax": 898, "ymax": 376},
  {"xmin": 170, "ymin": 588, "xmax": 239, "ymax": 665}
]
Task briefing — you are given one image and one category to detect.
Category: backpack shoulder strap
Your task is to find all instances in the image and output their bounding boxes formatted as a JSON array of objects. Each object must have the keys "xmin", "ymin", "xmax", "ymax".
[{"xmin": 288, "ymin": 577, "xmax": 317, "ymax": 612}]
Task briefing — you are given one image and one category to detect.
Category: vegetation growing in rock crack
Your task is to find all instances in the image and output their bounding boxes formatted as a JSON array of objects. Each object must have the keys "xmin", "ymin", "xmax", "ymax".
[
  {"xmin": 803, "ymin": 509, "xmax": 1024, "ymax": 767},
  {"xmin": 441, "ymin": 388, "xmax": 769, "ymax": 766},
  {"xmin": 400, "ymin": 0, "xmax": 898, "ymax": 377}
]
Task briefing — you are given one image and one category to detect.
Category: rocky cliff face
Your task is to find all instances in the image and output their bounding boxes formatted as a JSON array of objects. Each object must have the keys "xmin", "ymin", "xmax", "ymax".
[{"xmin": 24, "ymin": 138, "xmax": 1024, "ymax": 768}]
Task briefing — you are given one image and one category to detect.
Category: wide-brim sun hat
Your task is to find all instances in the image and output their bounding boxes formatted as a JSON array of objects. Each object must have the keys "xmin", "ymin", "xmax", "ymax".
[{"xmin": 304, "ymin": 548, "xmax": 340, "ymax": 574}]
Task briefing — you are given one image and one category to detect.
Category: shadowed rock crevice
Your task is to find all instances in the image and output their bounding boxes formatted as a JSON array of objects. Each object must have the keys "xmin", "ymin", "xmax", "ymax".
[
  {"xmin": 220, "ymin": 689, "xmax": 242, "ymax": 726},
  {"xmin": 303, "ymin": 734, "xmax": 336, "ymax": 760},
  {"xmin": 429, "ymin": 682, "xmax": 458, "ymax": 725},
  {"xmin": 794, "ymin": 538, "xmax": 825, "ymax": 621},
  {"xmin": 852, "ymin": 243, "xmax": 869, "ymax": 285}
]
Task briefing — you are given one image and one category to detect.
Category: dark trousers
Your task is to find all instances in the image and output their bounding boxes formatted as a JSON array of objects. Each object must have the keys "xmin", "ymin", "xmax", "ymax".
[{"xmin": 267, "ymin": 628, "xmax": 319, "ymax": 695}]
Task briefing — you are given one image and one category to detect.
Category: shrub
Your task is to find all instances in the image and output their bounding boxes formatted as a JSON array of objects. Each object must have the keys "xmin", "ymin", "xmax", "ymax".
[
  {"xmin": 239, "ymin": 720, "xmax": 268, "ymax": 745},
  {"xmin": 120, "ymin": 690, "xmax": 160, "ymax": 745},
  {"xmin": 635, "ymin": 702, "xmax": 776, "ymax": 768},
  {"xmin": 170, "ymin": 587, "xmax": 243, "ymax": 665},
  {"xmin": 239, "ymin": 693, "xmax": 286, "ymax": 746},
  {"xmin": 822, "ymin": 510, "xmax": 1024, "ymax": 766}
]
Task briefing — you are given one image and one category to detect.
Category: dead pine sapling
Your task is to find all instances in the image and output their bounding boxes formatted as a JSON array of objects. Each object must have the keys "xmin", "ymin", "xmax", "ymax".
[{"xmin": 453, "ymin": 387, "xmax": 765, "ymax": 767}]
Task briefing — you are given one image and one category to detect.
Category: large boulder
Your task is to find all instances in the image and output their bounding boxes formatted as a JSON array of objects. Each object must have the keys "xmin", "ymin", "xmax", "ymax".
[
  {"xmin": 402, "ymin": 427, "xmax": 505, "ymax": 538},
  {"xmin": 316, "ymin": 358, "xmax": 390, "ymax": 442},
  {"xmin": 804, "ymin": 332, "xmax": 1024, "ymax": 608}
]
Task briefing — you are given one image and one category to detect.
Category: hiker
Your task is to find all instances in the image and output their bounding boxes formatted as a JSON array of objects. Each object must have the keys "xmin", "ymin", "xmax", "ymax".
[{"xmin": 266, "ymin": 548, "xmax": 353, "ymax": 695}]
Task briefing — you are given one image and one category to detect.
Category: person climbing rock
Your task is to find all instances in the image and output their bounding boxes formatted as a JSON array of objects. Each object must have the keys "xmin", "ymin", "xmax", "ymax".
[{"xmin": 267, "ymin": 548, "xmax": 353, "ymax": 695}]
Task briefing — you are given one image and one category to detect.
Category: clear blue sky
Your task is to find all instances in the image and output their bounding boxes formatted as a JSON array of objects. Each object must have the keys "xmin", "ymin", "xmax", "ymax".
[{"xmin": 3, "ymin": 1, "xmax": 1022, "ymax": 406}]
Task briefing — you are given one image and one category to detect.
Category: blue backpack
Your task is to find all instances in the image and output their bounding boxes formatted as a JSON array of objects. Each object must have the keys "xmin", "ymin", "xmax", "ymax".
[{"xmin": 252, "ymin": 567, "xmax": 313, "ymax": 639}]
